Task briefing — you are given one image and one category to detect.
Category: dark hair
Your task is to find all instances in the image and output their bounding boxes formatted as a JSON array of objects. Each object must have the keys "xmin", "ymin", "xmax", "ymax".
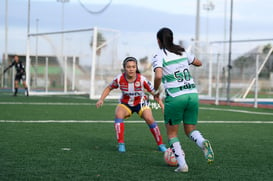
[
  {"xmin": 122, "ymin": 56, "xmax": 140, "ymax": 73},
  {"xmin": 156, "ymin": 27, "xmax": 185, "ymax": 55}
]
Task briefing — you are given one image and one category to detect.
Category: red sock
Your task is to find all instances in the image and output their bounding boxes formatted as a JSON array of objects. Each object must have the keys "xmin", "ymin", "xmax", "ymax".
[
  {"xmin": 114, "ymin": 118, "xmax": 124, "ymax": 143},
  {"xmin": 149, "ymin": 122, "xmax": 163, "ymax": 145}
]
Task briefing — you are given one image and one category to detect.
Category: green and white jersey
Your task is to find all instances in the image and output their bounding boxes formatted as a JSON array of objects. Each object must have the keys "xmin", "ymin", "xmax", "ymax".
[{"xmin": 152, "ymin": 49, "xmax": 198, "ymax": 97}]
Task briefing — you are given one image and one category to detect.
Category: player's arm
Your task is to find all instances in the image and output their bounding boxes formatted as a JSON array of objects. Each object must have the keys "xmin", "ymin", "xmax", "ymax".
[
  {"xmin": 151, "ymin": 54, "xmax": 165, "ymax": 111},
  {"xmin": 3, "ymin": 67, "xmax": 9, "ymax": 73},
  {"xmin": 143, "ymin": 77, "xmax": 157, "ymax": 97},
  {"xmin": 192, "ymin": 58, "xmax": 202, "ymax": 67},
  {"xmin": 186, "ymin": 51, "xmax": 202, "ymax": 67},
  {"xmin": 144, "ymin": 81, "xmax": 164, "ymax": 112},
  {"xmin": 156, "ymin": 97, "xmax": 164, "ymax": 113},
  {"xmin": 3, "ymin": 62, "xmax": 14, "ymax": 73},
  {"xmin": 152, "ymin": 68, "xmax": 165, "ymax": 111},
  {"xmin": 96, "ymin": 86, "xmax": 113, "ymax": 108},
  {"xmin": 152, "ymin": 53, "xmax": 163, "ymax": 94},
  {"xmin": 153, "ymin": 67, "xmax": 163, "ymax": 92}
]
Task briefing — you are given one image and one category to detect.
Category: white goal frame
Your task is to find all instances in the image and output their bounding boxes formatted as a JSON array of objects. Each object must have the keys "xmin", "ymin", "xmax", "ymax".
[{"xmin": 26, "ymin": 27, "xmax": 120, "ymax": 99}]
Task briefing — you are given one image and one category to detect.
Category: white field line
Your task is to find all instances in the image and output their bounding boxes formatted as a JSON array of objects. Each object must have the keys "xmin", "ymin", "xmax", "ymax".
[
  {"xmin": 0, "ymin": 102, "xmax": 93, "ymax": 105},
  {"xmin": 199, "ymin": 107, "xmax": 273, "ymax": 116},
  {"xmin": 1, "ymin": 120, "xmax": 273, "ymax": 124},
  {"xmin": 0, "ymin": 102, "xmax": 272, "ymax": 116}
]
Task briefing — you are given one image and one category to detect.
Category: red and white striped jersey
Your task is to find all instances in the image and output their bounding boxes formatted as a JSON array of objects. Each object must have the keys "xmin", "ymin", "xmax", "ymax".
[{"xmin": 109, "ymin": 73, "xmax": 154, "ymax": 106}]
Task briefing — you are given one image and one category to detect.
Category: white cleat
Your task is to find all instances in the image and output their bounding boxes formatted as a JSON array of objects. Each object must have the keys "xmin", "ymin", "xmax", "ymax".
[{"xmin": 174, "ymin": 164, "xmax": 189, "ymax": 173}]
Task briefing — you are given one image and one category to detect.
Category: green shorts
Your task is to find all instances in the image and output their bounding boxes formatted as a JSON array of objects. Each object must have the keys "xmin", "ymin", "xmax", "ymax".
[{"xmin": 164, "ymin": 93, "xmax": 199, "ymax": 125}]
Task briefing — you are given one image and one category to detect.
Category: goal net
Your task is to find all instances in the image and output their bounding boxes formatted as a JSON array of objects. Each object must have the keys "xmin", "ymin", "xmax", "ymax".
[
  {"xmin": 26, "ymin": 27, "xmax": 120, "ymax": 99},
  {"xmin": 188, "ymin": 39, "xmax": 273, "ymax": 105}
]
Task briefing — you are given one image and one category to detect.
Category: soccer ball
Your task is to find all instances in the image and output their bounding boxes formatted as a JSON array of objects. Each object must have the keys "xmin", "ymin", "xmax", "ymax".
[{"xmin": 164, "ymin": 148, "xmax": 178, "ymax": 166}]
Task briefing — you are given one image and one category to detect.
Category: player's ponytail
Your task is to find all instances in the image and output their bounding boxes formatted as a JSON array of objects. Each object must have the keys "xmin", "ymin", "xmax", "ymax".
[{"xmin": 156, "ymin": 27, "xmax": 185, "ymax": 55}]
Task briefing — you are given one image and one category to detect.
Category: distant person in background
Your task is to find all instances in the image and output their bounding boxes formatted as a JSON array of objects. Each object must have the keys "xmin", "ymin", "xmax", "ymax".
[
  {"xmin": 152, "ymin": 27, "xmax": 214, "ymax": 172},
  {"xmin": 96, "ymin": 56, "xmax": 167, "ymax": 153},
  {"xmin": 3, "ymin": 55, "xmax": 29, "ymax": 96}
]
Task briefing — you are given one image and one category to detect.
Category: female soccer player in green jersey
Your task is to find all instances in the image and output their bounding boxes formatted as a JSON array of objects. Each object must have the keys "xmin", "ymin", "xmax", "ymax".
[{"xmin": 152, "ymin": 27, "xmax": 214, "ymax": 172}]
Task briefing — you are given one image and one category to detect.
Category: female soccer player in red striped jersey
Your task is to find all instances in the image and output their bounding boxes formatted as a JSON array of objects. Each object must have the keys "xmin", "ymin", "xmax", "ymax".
[{"xmin": 96, "ymin": 56, "xmax": 167, "ymax": 153}]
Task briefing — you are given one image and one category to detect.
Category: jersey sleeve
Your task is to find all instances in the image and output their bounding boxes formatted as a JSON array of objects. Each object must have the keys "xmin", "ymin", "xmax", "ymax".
[
  {"xmin": 142, "ymin": 75, "xmax": 154, "ymax": 93},
  {"xmin": 8, "ymin": 61, "xmax": 15, "ymax": 68},
  {"xmin": 152, "ymin": 51, "xmax": 163, "ymax": 72},
  {"xmin": 185, "ymin": 51, "xmax": 195, "ymax": 65},
  {"xmin": 109, "ymin": 74, "xmax": 120, "ymax": 89}
]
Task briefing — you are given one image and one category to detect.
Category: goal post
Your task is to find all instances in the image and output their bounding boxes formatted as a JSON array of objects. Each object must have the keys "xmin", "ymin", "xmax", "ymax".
[
  {"xmin": 90, "ymin": 27, "xmax": 97, "ymax": 99},
  {"xmin": 26, "ymin": 27, "xmax": 120, "ymax": 99},
  {"xmin": 242, "ymin": 46, "xmax": 273, "ymax": 98}
]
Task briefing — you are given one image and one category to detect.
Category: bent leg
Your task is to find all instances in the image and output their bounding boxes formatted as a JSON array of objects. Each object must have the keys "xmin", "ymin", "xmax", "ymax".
[
  {"xmin": 141, "ymin": 109, "xmax": 166, "ymax": 151},
  {"xmin": 114, "ymin": 104, "xmax": 131, "ymax": 152},
  {"xmin": 185, "ymin": 124, "xmax": 214, "ymax": 164},
  {"xmin": 166, "ymin": 124, "xmax": 188, "ymax": 172},
  {"xmin": 184, "ymin": 124, "xmax": 204, "ymax": 148}
]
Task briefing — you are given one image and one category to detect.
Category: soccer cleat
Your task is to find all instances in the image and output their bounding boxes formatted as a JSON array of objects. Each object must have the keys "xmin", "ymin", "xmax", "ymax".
[
  {"xmin": 118, "ymin": 143, "xmax": 126, "ymax": 153},
  {"xmin": 158, "ymin": 144, "xmax": 167, "ymax": 152},
  {"xmin": 202, "ymin": 140, "xmax": 214, "ymax": 164},
  {"xmin": 174, "ymin": 163, "xmax": 189, "ymax": 173}
]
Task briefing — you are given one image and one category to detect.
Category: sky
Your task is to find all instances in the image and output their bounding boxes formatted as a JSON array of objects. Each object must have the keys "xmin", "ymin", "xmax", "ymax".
[{"xmin": 1, "ymin": 0, "xmax": 273, "ymax": 64}]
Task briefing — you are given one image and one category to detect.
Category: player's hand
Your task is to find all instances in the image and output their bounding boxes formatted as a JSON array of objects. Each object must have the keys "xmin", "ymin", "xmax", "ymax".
[
  {"xmin": 157, "ymin": 99, "xmax": 164, "ymax": 113},
  {"xmin": 96, "ymin": 100, "xmax": 104, "ymax": 108},
  {"xmin": 154, "ymin": 95, "xmax": 164, "ymax": 113}
]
